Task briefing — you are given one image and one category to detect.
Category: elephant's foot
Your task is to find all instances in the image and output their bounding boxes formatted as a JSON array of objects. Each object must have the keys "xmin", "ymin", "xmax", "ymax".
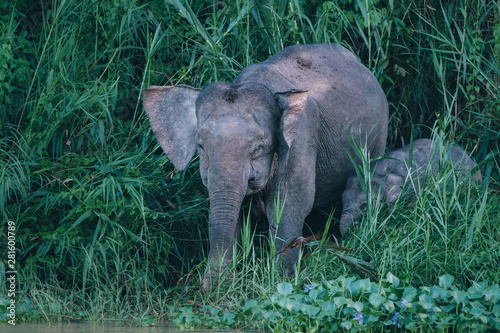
[{"xmin": 201, "ymin": 259, "xmax": 230, "ymax": 291}]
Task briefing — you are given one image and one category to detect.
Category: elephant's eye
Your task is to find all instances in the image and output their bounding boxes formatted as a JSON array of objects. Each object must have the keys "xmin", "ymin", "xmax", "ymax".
[{"xmin": 251, "ymin": 145, "xmax": 265, "ymax": 159}]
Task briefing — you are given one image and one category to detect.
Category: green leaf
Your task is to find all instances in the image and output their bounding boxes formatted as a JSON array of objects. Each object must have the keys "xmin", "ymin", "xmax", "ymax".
[
  {"xmin": 284, "ymin": 299, "xmax": 301, "ymax": 313},
  {"xmin": 383, "ymin": 300, "xmax": 395, "ymax": 312},
  {"xmin": 431, "ymin": 286, "xmax": 451, "ymax": 300},
  {"xmin": 386, "ymin": 272, "xmax": 400, "ymax": 287},
  {"xmin": 468, "ymin": 191, "xmax": 487, "ymax": 247},
  {"xmin": 334, "ymin": 296, "xmax": 348, "ymax": 308},
  {"xmin": 66, "ymin": 210, "xmax": 92, "ymax": 233},
  {"xmin": 467, "ymin": 285, "xmax": 484, "ymax": 299},
  {"xmin": 321, "ymin": 300, "xmax": 336, "ymax": 314},
  {"xmin": 243, "ymin": 299, "xmax": 258, "ymax": 313},
  {"xmin": 441, "ymin": 305, "xmax": 457, "ymax": 316},
  {"xmin": 450, "ymin": 290, "xmax": 468, "ymax": 305},
  {"xmin": 301, "ymin": 304, "xmax": 320, "ymax": 316},
  {"xmin": 263, "ymin": 310, "xmax": 281, "ymax": 321},
  {"xmin": 438, "ymin": 275, "xmax": 454, "ymax": 289},
  {"xmin": 309, "ymin": 289, "xmax": 319, "ymax": 300},
  {"xmin": 350, "ymin": 278, "xmax": 371, "ymax": 296},
  {"xmin": 349, "ymin": 301, "xmax": 364, "ymax": 312},
  {"xmin": 368, "ymin": 293, "xmax": 385, "ymax": 309},
  {"xmin": 0, "ymin": 297, "xmax": 9, "ymax": 306},
  {"xmin": 202, "ymin": 304, "xmax": 219, "ymax": 315},
  {"xmin": 403, "ymin": 287, "xmax": 418, "ymax": 301},
  {"xmin": 419, "ymin": 294, "xmax": 435, "ymax": 310},
  {"xmin": 340, "ymin": 320, "xmax": 352, "ymax": 330},
  {"xmin": 484, "ymin": 284, "xmax": 500, "ymax": 303},
  {"xmin": 492, "ymin": 304, "xmax": 500, "ymax": 318},
  {"xmin": 223, "ymin": 311, "xmax": 236, "ymax": 325},
  {"xmin": 277, "ymin": 282, "xmax": 293, "ymax": 295}
]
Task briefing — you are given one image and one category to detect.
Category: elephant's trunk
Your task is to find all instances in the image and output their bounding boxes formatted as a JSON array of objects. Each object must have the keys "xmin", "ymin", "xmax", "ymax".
[
  {"xmin": 203, "ymin": 165, "xmax": 248, "ymax": 289},
  {"xmin": 208, "ymin": 187, "xmax": 245, "ymax": 260},
  {"xmin": 339, "ymin": 208, "xmax": 360, "ymax": 236}
]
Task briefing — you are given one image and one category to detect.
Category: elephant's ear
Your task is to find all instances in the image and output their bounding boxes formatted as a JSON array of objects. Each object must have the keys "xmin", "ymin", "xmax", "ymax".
[
  {"xmin": 275, "ymin": 90, "xmax": 310, "ymax": 174},
  {"xmin": 142, "ymin": 85, "xmax": 201, "ymax": 171}
]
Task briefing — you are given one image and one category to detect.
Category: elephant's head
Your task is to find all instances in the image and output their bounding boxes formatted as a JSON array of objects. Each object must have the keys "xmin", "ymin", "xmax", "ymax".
[
  {"xmin": 142, "ymin": 82, "xmax": 308, "ymax": 285},
  {"xmin": 339, "ymin": 170, "xmax": 404, "ymax": 236}
]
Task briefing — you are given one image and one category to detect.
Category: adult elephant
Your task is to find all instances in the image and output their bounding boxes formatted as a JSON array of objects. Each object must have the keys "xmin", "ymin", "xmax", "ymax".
[{"xmin": 143, "ymin": 44, "xmax": 388, "ymax": 287}]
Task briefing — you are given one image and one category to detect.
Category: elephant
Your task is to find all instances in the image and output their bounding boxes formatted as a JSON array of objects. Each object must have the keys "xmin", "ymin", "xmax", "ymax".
[
  {"xmin": 339, "ymin": 138, "xmax": 482, "ymax": 235},
  {"xmin": 142, "ymin": 43, "xmax": 388, "ymax": 286}
]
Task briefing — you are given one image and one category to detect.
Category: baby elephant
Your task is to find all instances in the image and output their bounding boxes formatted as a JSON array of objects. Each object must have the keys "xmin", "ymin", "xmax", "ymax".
[{"xmin": 339, "ymin": 138, "xmax": 481, "ymax": 235}]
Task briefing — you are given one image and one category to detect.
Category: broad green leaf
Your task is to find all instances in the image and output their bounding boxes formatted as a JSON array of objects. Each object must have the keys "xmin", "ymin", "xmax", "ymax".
[
  {"xmin": 431, "ymin": 286, "xmax": 451, "ymax": 300},
  {"xmin": 284, "ymin": 299, "xmax": 301, "ymax": 313},
  {"xmin": 309, "ymin": 289, "xmax": 319, "ymax": 300},
  {"xmin": 419, "ymin": 294, "xmax": 434, "ymax": 310},
  {"xmin": 368, "ymin": 293, "xmax": 385, "ymax": 309},
  {"xmin": 350, "ymin": 278, "xmax": 371, "ymax": 296},
  {"xmin": 263, "ymin": 310, "xmax": 281, "ymax": 321},
  {"xmin": 477, "ymin": 279, "xmax": 490, "ymax": 289},
  {"xmin": 402, "ymin": 287, "xmax": 418, "ymax": 301},
  {"xmin": 383, "ymin": 300, "xmax": 395, "ymax": 312},
  {"xmin": 66, "ymin": 210, "xmax": 92, "ymax": 233},
  {"xmin": 321, "ymin": 300, "xmax": 336, "ymax": 314},
  {"xmin": 349, "ymin": 301, "xmax": 364, "ymax": 312},
  {"xmin": 441, "ymin": 304, "xmax": 456, "ymax": 313},
  {"xmin": 270, "ymin": 294, "xmax": 280, "ymax": 304},
  {"xmin": 202, "ymin": 304, "xmax": 219, "ymax": 315},
  {"xmin": 301, "ymin": 304, "xmax": 320, "ymax": 316},
  {"xmin": 450, "ymin": 290, "xmax": 468, "ymax": 305},
  {"xmin": 386, "ymin": 272, "xmax": 400, "ymax": 287},
  {"xmin": 469, "ymin": 301, "xmax": 487, "ymax": 314},
  {"xmin": 438, "ymin": 274, "xmax": 454, "ymax": 289},
  {"xmin": 223, "ymin": 311, "xmax": 235, "ymax": 324},
  {"xmin": 337, "ymin": 276, "xmax": 357, "ymax": 290},
  {"xmin": 467, "ymin": 285, "xmax": 484, "ymax": 299},
  {"xmin": 484, "ymin": 284, "xmax": 500, "ymax": 303},
  {"xmin": 277, "ymin": 282, "xmax": 293, "ymax": 296},
  {"xmin": 406, "ymin": 322, "xmax": 418, "ymax": 329},
  {"xmin": 333, "ymin": 296, "xmax": 348, "ymax": 308},
  {"xmin": 492, "ymin": 318, "xmax": 500, "ymax": 331},
  {"xmin": 340, "ymin": 320, "xmax": 352, "ymax": 330},
  {"xmin": 418, "ymin": 312, "xmax": 429, "ymax": 321},
  {"xmin": 493, "ymin": 304, "xmax": 500, "ymax": 317},
  {"xmin": 243, "ymin": 299, "xmax": 258, "ymax": 313},
  {"xmin": 367, "ymin": 314, "xmax": 381, "ymax": 323}
]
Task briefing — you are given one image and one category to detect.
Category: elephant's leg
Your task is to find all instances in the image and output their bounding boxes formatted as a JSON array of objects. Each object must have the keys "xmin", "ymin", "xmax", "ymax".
[{"xmin": 265, "ymin": 162, "xmax": 316, "ymax": 274}]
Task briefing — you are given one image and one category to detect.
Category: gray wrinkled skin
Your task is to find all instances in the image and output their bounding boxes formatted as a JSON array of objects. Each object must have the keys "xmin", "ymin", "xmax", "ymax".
[
  {"xmin": 142, "ymin": 44, "xmax": 389, "ymax": 288},
  {"xmin": 339, "ymin": 138, "xmax": 482, "ymax": 236}
]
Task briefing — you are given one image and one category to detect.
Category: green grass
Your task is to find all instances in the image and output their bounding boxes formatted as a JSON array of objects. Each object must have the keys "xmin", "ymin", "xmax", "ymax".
[{"xmin": 0, "ymin": 0, "xmax": 499, "ymax": 330}]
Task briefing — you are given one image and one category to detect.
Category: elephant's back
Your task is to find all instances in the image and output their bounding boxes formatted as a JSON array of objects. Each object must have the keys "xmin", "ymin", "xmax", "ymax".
[
  {"xmin": 239, "ymin": 44, "xmax": 378, "ymax": 96},
  {"xmin": 236, "ymin": 44, "xmax": 389, "ymax": 206},
  {"xmin": 381, "ymin": 139, "xmax": 480, "ymax": 182}
]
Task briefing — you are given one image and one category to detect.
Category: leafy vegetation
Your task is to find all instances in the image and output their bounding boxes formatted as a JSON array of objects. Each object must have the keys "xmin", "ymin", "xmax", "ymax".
[
  {"xmin": 1, "ymin": 0, "xmax": 499, "ymax": 330},
  {"xmin": 169, "ymin": 273, "xmax": 500, "ymax": 331}
]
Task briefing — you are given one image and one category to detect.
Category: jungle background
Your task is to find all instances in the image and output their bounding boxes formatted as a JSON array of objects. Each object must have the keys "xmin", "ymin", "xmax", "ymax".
[{"xmin": 1, "ymin": 0, "xmax": 499, "ymax": 328}]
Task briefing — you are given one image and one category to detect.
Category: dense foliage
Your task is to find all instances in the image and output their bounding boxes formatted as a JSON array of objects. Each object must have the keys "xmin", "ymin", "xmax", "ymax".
[
  {"xmin": 1, "ymin": 0, "xmax": 499, "ymax": 330},
  {"xmin": 170, "ymin": 274, "xmax": 500, "ymax": 331}
]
